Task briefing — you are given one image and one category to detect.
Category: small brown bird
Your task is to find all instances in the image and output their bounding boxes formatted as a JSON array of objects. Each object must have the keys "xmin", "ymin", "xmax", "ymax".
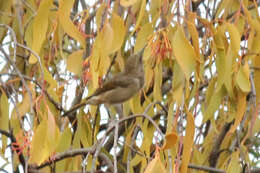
[
  {"xmin": 63, "ymin": 48, "xmax": 145, "ymax": 117},
  {"xmin": 86, "ymin": 48, "xmax": 145, "ymax": 105}
]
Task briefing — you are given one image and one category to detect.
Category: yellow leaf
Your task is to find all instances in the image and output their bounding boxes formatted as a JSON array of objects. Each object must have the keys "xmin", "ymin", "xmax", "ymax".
[
  {"xmin": 254, "ymin": 55, "xmax": 260, "ymax": 103},
  {"xmin": 229, "ymin": 92, "xmax": 246, "ymax": 133},
  {"xmin": 226, "ymin": 23, "xmax": 241, "ymax": 54},
  {"xmin": 0, "ymin": 92, "xmax": 9, "ymax": 149},
  {"xmin": 144, "ymin": 64, "xmax": 154, "ymax": 90},
  {"xmin": 29, "ymin": 120, "xmax": 48, "ymax": 165},
  {"xmin": 172, "ymin": 26, "xmax": 197, "ymax": 80},
  {"xmin": 58, "ymin": 0, "xmax": 85, "ymax": 48},
  {"xmin": 252, "ymin": 117, "xmax": 260, "ymax": 135},
  {"xmin": 203, "ymin": 87, "xmax": 225, "ymax": 122},
  {"xmin": 150, "ymin": 0, "xmax": 161, "ymax": 19},
  {"xmin": 94, "ymin": 22, "xmax": 114, "ymax": 55},
  {"xmin": 181, "ymin": 110, "xmax": 195, "ymax": 173},
  {"xmin": 131, "ymin": 0, "xmax": 146, "ymax": 35},
  {"xmin": 120, "ymin": 0, "xmax": 138, "ymax": 7},
  {"xmin": 96, "ymin": 3, "xmax": 107, "ymax": 31},
  {"xmin": 162, "ymin": 132, "xmax": 178, "ymax": 150},
  {"xmin": 67, "ymin": 49, "xmax": 83, "ymax": 75},
  {"xmin": 29, "ymin": 0, "xmax": 52, "ymax": 64},
  {"xmin": 166, "ymin": 103, "xmax": 174, "ymax": 133},
  {"xmin": 12, "ymin": 83, "xmax": 35, "ymax": 118},
  {"xmin": 251, "ymin": 32, "xmax": 260, "ymax": 55},
  {"xmin": 99, "ymin": 55, "xmax": 111, "ymax": 76},
  {"xmin": 215, "ymin": 49, "xmax": 226, "ymax": 91},
  {"xmin": 56, "ymin": 127, "xmax": 72, "ymax": 152},
  {"xmin": 110, "ymin": 13, "xmax": 126, "ymax": 53},
  {"xmin": 236, "ymin": 63, "xmax": 251, "ymax": 92},
  {"xmin": 47, "ymin": 107, "xmax": 57, "ymax": 143},
  {"xmin": 186, "ymin": 14, "xmax": 200, "ymax": 57},
  {"xmin": 135, "ymin": 23, "xmax": 153, "ymax": 53},
  {"xmin": 144, "ymin": 149, "xmax": 168, "ymax": 173},
  {"xmin": 153, "ymin": 62, "xmax": 162, "ymax": 101},
  {"xmin": 0, "ymin": 1, "xmax": 12, "ymax": 40},
  {"xmin": 224, "ymin": 48, "xmax": 235, "ymax": 99},
  {"xmin": 44, "ymin": 67, "xmax": 57, "ymax": 89},
  {"xmin": 227, "ymin": 151, "xmax": 241, "ymax": 173},
  {"xmin": 130, "ymin": 94, "xmax": 143, "ymax": 114},
  {"xmin": 172, "ymin": 62, "xmax": 185, "ymax": 105}
]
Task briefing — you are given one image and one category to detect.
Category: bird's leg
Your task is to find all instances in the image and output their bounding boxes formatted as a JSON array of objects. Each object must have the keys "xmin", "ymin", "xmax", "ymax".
[{"xmin": 113, "ymin": 104, "xmax": 123, "ymax": 119}]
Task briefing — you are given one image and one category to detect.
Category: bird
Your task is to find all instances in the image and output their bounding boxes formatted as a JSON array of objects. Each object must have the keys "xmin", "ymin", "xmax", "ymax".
[{"xmin": 62, "ymin": 48, "xmax": 145, "ymax": 117}]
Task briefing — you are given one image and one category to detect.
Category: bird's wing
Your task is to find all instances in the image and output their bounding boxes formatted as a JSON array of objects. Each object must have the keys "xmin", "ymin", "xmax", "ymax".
[{"xmin": 89, "ymin": 75, "xmax": 135, "ymax": 97}]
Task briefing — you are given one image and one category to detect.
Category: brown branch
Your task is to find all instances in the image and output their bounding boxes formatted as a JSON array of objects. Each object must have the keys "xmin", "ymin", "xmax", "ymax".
[
  {"xmin": 35, "ymin": 148, "xmax": 95, "ymax": 169},
  {"xmin": 188, "ymin": 164, "xmax": 226, "ymax": 173},
  {"xmin": 209, "ymin": 122, "xmax": 232, "ymax": 168}
]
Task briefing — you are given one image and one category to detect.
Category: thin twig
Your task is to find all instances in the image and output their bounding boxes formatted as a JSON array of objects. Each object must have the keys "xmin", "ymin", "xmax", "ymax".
[
  {"xmin": 16, "ymin": 43, "xmax": 44, "ymax": 83},
  {"xmin": 0, "ymin": 24, "xmax": 33, "ymax": 116},
  {"xmin": 0, "ymin": 73, "xmax": 65, "ymax": 112},
  {"xmin": 188, "ymin": 164, "xmax": 226, "ymax": 173},
  {"xmin": 113, "ymin": 122, "xmax": 119, "ymax": 173},
  {"xmin": 127, "ymin": 126, "xmax": 140, "ymax": 173}
]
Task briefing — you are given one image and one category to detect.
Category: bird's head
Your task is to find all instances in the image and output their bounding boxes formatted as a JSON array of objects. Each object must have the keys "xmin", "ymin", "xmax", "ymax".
[{"xmin": 124, "ymin": 47, "xmax": 145, "ymax": 74}]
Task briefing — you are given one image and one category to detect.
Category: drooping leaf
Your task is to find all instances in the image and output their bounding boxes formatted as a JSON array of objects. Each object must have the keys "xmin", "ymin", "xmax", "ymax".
[
  {"xmin": 29, "ymin": 120, "xmax": 48, "ymax": 165},
  {"xmin": 44, "ymin": 67, "xmax": 57, "ymax": 89},
  {"xmin": 46, "ymin": 107, "xmax": 60, "ymax": 152},
  {"xmin": 144, "ymin": 149, "xmax": 167, "ymax": 173},
  {"xmin": 58, "ymin": 0, "xmax": 85, "ymax": 48},
  {"xmin": 226, "ymin": 23, "xmax": 241, "ymax": 54},
  {"xmin": 135, "ymin": 23, "xmax": 153, "ymax": 53},
  {"xmin": 150, "ymin": 0, "xmax": 161, "ymax": 19},
  {"xmin": 153, "ymin": 61, "xmax": 162, "ymax": 101},
  {"xmin": 110, "ymin": 13, "xmax": 126, "ymax": 53},
  {"xmin": 227, "ymin": 151, "xmax": 241, "ymax": 173},
  {"xmin": 180, "ymin": 110, "xmax": 195, "ymax": 173},
  {"xmin": 171, "ymin": 26, "xmax": 197, "ymax": 80},
  {"xmin": 162, "ymin": 132, "xmax": 178, "ymax": 150},
  {"xmin": 56, "ymin": 128, "xmax": 72, "ymax": 172},
  {"xmin": 67, "ymin": 49, "xmax": 84, "ymax": 75},
  {"xmin": 254, "ymin": 55, "xmax": 260, "ymax": 103},
  {"xmin": 131, "ymin": 0, "xmax": 146, "ymax": 35},
  {"xmin": 29, "ymin": 0, "xmax": 52, "ymax": 64},
  {"xmin": 96, "ymin": 3, "xmax": 107, "ymax": 31},
  {"xmin": 172, "ymin": 62, "xmax": 185, "ymax": 105},
  {"xmin": 203, "ymin": 87, "xmax": 225, "ymax": 122},
  {"xmin": 0, "ymin": 92, "xmax": 9, "ymax": 150},
  {"xmin": 229, "ymin": 92, "xmax": 246, "ymax": 133},
  {"xmin": 236, "ymin": 63, "xmax": 251, "ymax": 93},
  {"xmin": 93, "ymin": 22, "xmax": 114, "ymax": 56}
]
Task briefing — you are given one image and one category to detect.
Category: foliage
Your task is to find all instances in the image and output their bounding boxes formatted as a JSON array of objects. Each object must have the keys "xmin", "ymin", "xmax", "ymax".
[{"xmin": 0, "ymin": 0, "xmax": 260, "ymax": 172}]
